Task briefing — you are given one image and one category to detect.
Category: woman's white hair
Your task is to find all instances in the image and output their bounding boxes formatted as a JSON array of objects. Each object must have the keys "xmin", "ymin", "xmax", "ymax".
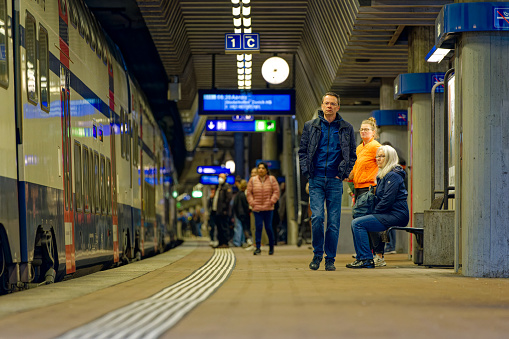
[{"xmin": 377, "ymin": 145, "xmax": 399, "ymax": 179}]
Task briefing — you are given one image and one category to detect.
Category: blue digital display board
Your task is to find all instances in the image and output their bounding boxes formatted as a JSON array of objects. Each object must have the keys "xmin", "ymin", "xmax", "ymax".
[
  {"xmin": 200, "ymin": 175, "xmax": 236, "ymax": 185},
  {"xmin": 394, "ymin": 73, "xmax": 445, "ymax": 100},
  {"xmin": 196, "ymin": 166, "xmax": 231, "ymax": 174},
  {"xmin": 198, "ymin": 89, "xmax": 295, "ymax": 116},
  {"xmin": 371, "ymin": 110, "xmax": 408, "ymax": 126}
]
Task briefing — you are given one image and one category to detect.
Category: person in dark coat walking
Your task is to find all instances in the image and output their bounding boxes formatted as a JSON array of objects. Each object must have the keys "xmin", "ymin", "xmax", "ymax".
[
  {"xmin": 347, "ymin": 145, "xmax": 409, "ymax": 269},
  {"xmin": 212, "ymin": 173, "xmax": 233, "ymax": 248},
  {"xmin": 233, "ymin": 179, "xmax": 253, "ymax": 247},
  {"xmin": 298, "ymin": 92, "xmax": 357, "ymax": 271}
]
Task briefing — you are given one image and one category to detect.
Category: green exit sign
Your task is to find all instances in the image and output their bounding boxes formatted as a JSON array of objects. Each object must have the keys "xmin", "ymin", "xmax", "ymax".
[{"xmin": 255, "ymin": 120, "xmax": 276, "ymax": 132}]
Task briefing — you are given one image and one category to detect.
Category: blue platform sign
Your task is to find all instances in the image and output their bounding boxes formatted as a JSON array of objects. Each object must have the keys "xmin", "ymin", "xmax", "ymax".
[
  {"xmin": 196, "ymin": 166, "xmax": 231, "ymax": 175},
  {"xmin": 495, "ymin": 8, "xmax": 509, "ymax": 29},
  {"xmin": 225, "ymin": 33, "xmax": 242, "ymax": 51},
  {"xmin": 225, "ymin": 33, "xmax": 260, "ymax": 53},
  {"xmin": 200, "ymin": 175, "xmax": 235, "ymax": 185},
  {"xmin": 371, "ymin": 110, "xmax": 408, "ymax": 126},
  {"xmin": 206, "ymin": 120, "xmax": 276, "ymax": 133},
  {"xmin": 394, "ymin": 72, "xmax": 445, "ymax": 100}
]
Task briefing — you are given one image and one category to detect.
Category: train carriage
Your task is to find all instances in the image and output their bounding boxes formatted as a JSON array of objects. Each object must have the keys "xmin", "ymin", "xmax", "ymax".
[{"xmin": 0, "ymin": 0, "xmax": 177, "ymax": 294}]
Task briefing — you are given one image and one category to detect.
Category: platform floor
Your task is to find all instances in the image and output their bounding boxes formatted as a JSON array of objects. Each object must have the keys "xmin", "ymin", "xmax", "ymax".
[{"xmin": 1, "ymin": 239, "xmax": 509, "ymax": 339}]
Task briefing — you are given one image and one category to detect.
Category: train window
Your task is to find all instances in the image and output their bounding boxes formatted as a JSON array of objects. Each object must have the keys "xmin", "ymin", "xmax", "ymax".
[
  {"xmin": 94, "ymin": 151, "xmax": 99, "ymax": 214},
  {"xmin": 59, "ymin": 0, "xmax": 67, "ymax": 17},
  {"xmin": 92, "ymin": 21, "xmax": 102, "ymax": 59},
  {"xmin": 127, "ymin": 118, "xmax": 131, "ymax": 162},
  {"xmin": 133, "ymin": 121, "xmax": 138, "ymax": 166},
  {"xmin": 120, "ymin": 109, "xmax": 125, "ymax": 159},
  {"xmin": 69, "ymin": 0, "xmax": 78, "ymax": 28},
  {"xmin": 74, "ymin": 142, "xmax": 82, "ymax": 212},
  {"xmin": 76, "ymin": 0, "xmax": 85, "ymax": 38},
  {"xmin": 89, "ymin": 148, "xmax": 94, "ymax": 213},
  {"xmin": 25, "ymin": 12, "xmax": 37, "ymax": 104},
  {"xmin": 106, "ymin": 158, "xmax": 111, "ymax": 215},
  {"xmin": 86, "ymin": 10, "xmax": 96, "ymax": 52},
  {"xmin": 39, "ymin": 25, "xmax": 49, "ymax": 112},
  {"xmin": 100, "ymin": 155, "xmax": 106, "ymax": 215},
  {"xmin": 0, "ymin": 0, "xmax": 9, "ymax": 88},
  {"xmin": 101, "ymin": 35, "xmax": 108, "ymax": 64},
  {"xmin": 83, "ymin": 146, "xmax": 90, "ymax": 212}
]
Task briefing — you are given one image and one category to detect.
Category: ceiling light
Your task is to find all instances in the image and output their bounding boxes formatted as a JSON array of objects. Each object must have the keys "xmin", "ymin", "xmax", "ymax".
[
  {"xmin": 237, "ymin": 68, "xmax": 245, "ymax": 75},
  {"xmin": 245, "ymin": 74, "xmax": 252, "ymax": 80},
  {"xmin": 244, "ymin": 27, "xmax": 252, "ymax": 33},
  {"xmin": 231, "ymin": 0, "xmax": 240, "ymax": 4},
  {"xmin": 232, "ymin": 6, "xmax": 241, "ymax": 16},
  {"xmin": 242, "ymin": 0, "xmax": 250, "ymax": 4},
  {"xmin": 244, "ymin": 54, "xmax": 252, "ymax": 61},
  {"xmin": 245, "ymin": 68, "xmax": 252, "ymax": 75},
  {"xmin": 234, "ymin": 28, "xmax": 242, "ymax": 33},
  {"xmin": 245, "ymin": 85, "xmax": 251, "ymax": 89},
  {"xmin": 261, "ymin": 56, "xmax": 290, "ymax": 84},
  {"xmin": 233, "ymin": 17, "xmax": 242, "ymax": 27},
  {"xmin": 237, "ymin": 54, "xmax": 244, "ymax": 61},
  {"xmin": 245, "ymin": 80, "xmax": 251, "ymax": 86},
  {"xmin": 237, "ymin": 61, "xmax": 244, "ymax": 68},
  {"xmin": 245, "ymin": 61, "xmax": 252, "ymax": 68},
  {"xmin": 242, "ymin": 6, "xmax": 251, "ymax": 16},
  {"xmin": 243, "ymin": 17, "xmax": 251, "ymax": 27},
  {"xmin": 238, "ymin": 74, "xmax": 245, "ymax": 80},
  {"xmin": 426, "ymin": 45, "xmax": 452, "ymax": 63},
  {"xmin": 238, "ymin": 80, "xmax": 245, "ymax": 87}
]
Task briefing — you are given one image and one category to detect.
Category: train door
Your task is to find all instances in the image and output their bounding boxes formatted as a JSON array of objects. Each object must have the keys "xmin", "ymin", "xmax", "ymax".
[{"xmin": 60, "ymin": 65, "xmax": 75, "ymax": 274}]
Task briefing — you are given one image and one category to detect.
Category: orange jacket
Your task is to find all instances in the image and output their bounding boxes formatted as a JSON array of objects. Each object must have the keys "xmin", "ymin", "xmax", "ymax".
[{"xmin": 351, "ymin": 138, "xmax": 381, "ymax": 189}]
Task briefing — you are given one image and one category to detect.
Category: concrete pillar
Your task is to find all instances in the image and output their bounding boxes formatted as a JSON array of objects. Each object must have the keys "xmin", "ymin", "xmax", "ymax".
[
  {"xmin": 378, "ymin": 77, "xmax": 409, "ymax": 253},
  {"xmin": 407, "ymin": 27, "xmax": 448, "ymax": 231},
  {"xmin": 262, "ymin": 127, "xmax": 278, "ymax": 160},
  {"xmin": 234, "ymin": 133, "xmax": 244, "ymax": 177},
  {"xmin": 456, "ymin": 31, "xmax": 509, "ymax": 277},
  {"xmin": 281, "ymin": 117, "xmax": 297, "ymax": 245}
]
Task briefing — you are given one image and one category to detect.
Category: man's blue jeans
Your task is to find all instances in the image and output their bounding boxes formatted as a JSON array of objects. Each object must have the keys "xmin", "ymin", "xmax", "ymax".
[
  {"xmin": 308, "ymin": 177, "xmax": 343, "ymax": 261},
  {"xmin": 351, "ymin": 215, "xmax": 387, "ymax": 260}
]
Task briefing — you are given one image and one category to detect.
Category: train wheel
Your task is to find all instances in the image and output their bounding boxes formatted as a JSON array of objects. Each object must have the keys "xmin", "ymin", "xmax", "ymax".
[{"xmin": 33, "ymin": 229, "xmax": 56, "ymax": 285}]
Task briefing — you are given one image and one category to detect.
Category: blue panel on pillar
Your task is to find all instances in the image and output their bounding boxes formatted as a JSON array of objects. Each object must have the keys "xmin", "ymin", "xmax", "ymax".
[
  {"xmin": 371, "ymin": 110, "xmax": 408, "ymax": 126},
  {"xmin": 200, "ymin": 175, "xmax": 235, "ymax": 185},
  {"xmin": 436, "ymin": 2, "xmax": 509, "ymax": 48},
  {"xmin": 394, "ymin": 73, "xmax": 445, "ymax": 100}
]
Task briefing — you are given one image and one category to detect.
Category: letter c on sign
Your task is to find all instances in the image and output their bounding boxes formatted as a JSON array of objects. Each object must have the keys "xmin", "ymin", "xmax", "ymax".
[{"xmin": 247, "ymin": 38, "xmax": 255, "ymax": 48}]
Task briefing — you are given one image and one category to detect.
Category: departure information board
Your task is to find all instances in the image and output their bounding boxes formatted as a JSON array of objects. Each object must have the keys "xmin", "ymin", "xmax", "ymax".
[{"xmin": 198, "ymin": 89, "xmax": 295, "ymax": 116}]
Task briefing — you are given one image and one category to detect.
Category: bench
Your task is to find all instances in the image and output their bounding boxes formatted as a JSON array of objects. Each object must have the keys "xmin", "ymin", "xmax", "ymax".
[{"xmin": 382, "ymin": 226, "xmax": 424, "ymax": 265}]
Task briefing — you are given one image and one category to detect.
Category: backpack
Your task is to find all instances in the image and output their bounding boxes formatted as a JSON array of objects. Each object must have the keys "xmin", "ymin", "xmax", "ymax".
[{"xmin": 352, "ymin": 186, "xmax": 376, "ymax": 219}]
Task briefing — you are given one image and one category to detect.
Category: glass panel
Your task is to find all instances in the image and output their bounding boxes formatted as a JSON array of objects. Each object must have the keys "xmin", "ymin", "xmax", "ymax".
[
  {"xmin": 25, "ymin": 13, "xmax": 37, "ymax": 103},
  {"xmin": 94, "ymin": 152, "xmax": 99, "ymax": 214},
  {"xmin": 0, "ymin": 0, "xmax": 8, "ymax": 87},
  {"xmin": 106, "ymin": 158, "xmax": 111, "ymax": 215},
  {"xmin": 39, "ymin": 26, "xmax": 49, "ymax": 111},
  {"xmin": 74, "ymin": 142, "xmax": 82, "ymax": 211},
  {"xmin": 100, "ymin": 155, "xmax": 105, "ymax": 214},
  {"xmin": 83, "ymin": 147, "xmax": 89, "ymax": 212}
]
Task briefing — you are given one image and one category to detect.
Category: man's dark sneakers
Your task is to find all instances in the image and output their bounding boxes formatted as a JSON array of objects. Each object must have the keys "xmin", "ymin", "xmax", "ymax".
[
  {"xmin": 309, "ymin": 255, "xmax": 323, "ymax": 270},
  {"xmin": 268, "ymin": 246, "xmax": 274, "ymax": 255},
  {"xmin": 325, "ymin": 259, "xmax": 336, "ymax": 271},
  {"xmin": 346, "ymin": 259, "xmax": 375, "ymax": 269},
  {"xmin": 253, "ymin": 248, "xmax": 261, "ymax": 255}
]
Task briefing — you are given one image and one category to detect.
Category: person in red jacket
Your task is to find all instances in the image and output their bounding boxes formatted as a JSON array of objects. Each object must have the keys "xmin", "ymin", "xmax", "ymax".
[{"xmin": 246, "ymin": 162, "xmax": 280, "ymax": 255}]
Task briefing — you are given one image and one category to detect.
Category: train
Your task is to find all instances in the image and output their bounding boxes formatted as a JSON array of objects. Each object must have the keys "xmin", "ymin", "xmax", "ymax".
[{"xmin": 0, "ymin": 0, "xmax": 179, "ymax": 294}]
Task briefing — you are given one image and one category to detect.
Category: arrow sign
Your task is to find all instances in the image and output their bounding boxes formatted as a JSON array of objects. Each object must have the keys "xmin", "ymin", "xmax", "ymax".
[{"xmin": 207, "ymin": 121, "xmax": 215, "ymax": 130}]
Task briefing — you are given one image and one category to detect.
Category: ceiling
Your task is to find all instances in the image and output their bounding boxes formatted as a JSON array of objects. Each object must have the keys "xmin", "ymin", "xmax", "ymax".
[{"xmin": 86, "ymin": 0, "xmax": 453, "ymax": 193}]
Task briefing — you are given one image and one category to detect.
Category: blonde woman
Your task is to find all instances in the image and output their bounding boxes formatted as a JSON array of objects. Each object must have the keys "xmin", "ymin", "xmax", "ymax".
[{"xmin": 347, "ymin": 145, "xmax": 409, "ymax": 269}]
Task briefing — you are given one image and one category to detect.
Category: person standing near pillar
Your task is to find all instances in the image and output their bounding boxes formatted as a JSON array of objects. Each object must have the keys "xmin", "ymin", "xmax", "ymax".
[
  {"xmin": 212, "ymin": 173, "xmax": 233, "ymax": 248},
  {"xmin": 298, "ymin": 92, "xmax": 357, "ymax": 271},
  {"xmin": 348, "ymin": 117, "xmax": 385, "ymax": 266}
]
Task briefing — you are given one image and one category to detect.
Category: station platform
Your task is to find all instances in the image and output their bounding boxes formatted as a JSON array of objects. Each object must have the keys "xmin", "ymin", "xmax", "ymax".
[{"xmin": 1, "ymin": 239, "xmax": 509, "ymax": 339}]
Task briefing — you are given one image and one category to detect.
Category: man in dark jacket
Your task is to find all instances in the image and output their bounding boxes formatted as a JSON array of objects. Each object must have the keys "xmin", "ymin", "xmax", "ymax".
[
  {"xmin": 298, "ymin": 92, "xmax": 357, "ymax": 271},
  {"xmin": 212, "ymin": 173, "xmax": 233, "ymax": 248}
]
